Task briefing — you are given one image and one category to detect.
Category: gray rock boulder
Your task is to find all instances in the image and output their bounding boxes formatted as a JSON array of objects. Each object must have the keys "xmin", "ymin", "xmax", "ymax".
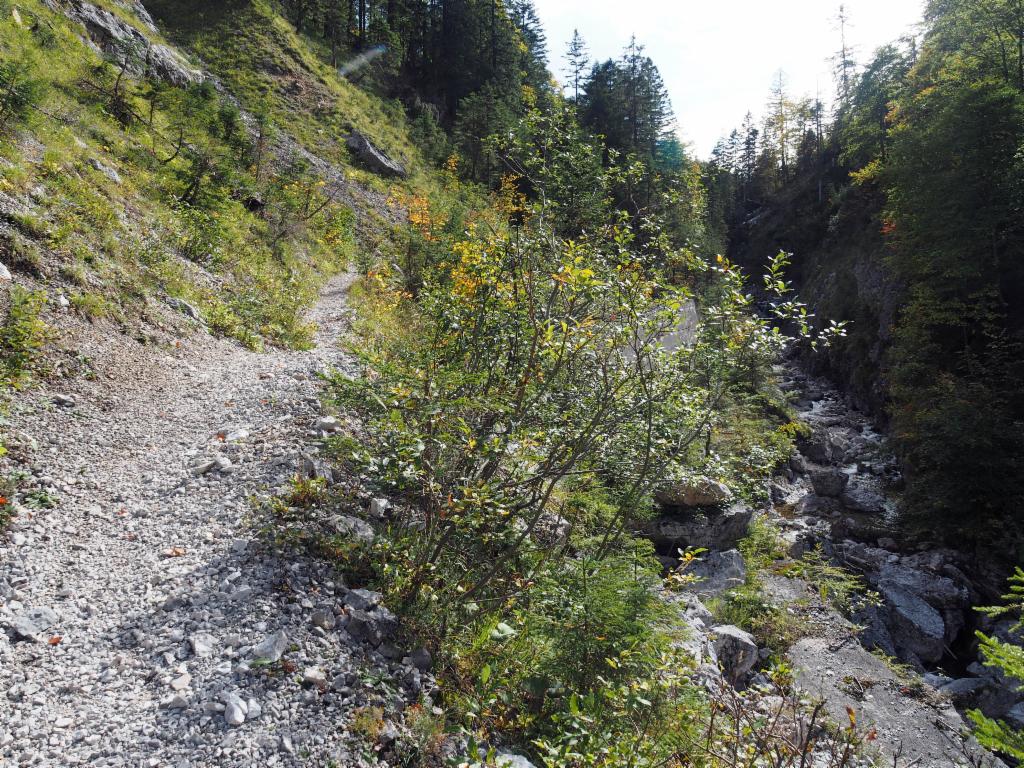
[
  {"xmin": 88, "ymin": 157, "xmax": 122, "ymax": 184},
  {"xmin": 167, "ymin": 297, "xmax": 203, "ymax": 323},
  {"xmin": 347, "ymin": 606, "xmax": 398, "ymax": 647},
  {"xmin": 712, "ymin": 625, "xmax": 758, "ymax": 684},
  {"xmin": 297, "ymin": 452, "xmax": 335, "ymax": 484},
  {"xmin": 793, "ymin": 492, "xmax": 829, "ymax": 516},
  {"xmin": 687, "ymin": 549, "xmax": 747, "ymax": 598},
  {"xmin": 672, "ymin": 595, "xmax": 720, "ymax": 674},
  {"xmin": 345, "ymin": 131, "xmax": 407, "ymax": 178},
  {"xmin": 851, "ymin": 604, "xmax": 898, "ymax": 657},
  {"xmin": 643, "ymin": 503, "xmax": 752, "ymax": 553},
  {"xmin": 311, "ymin": 608, "xmax": 336, "ymax": 630},
  {"xmin": 1005, "ymin": 702, "xmax": 1024, "ymax": 729},
  {"xmin": 252, "ymin": 629, "xmax": 289, "ymax": 663},
  {"xmin": 809, "ymin": 468, "xmax": 848, "ymax": 497},
  {"xmin": 331, "ymin": 514, "xmax": 375, "ymax": 545},
  {"xmin": 877, "ymin": 561, "xmax": 968, "ymax": 613},
  {"xmin": 8, "ymin": 606, "xmax": 58, "ymax": 641},
  {"xmin": 801, "ymin": 431, "xmax": 848, "ymax": 464},
  {"xmin": 840, "ymin": 480, "xmax": 886, "ymax": 514},
  {"xmin": 406, "ymin": 647, "xmax": 432, "ymax": 671},
  {"xmin": 342, "ymin": 588, "xmax": 382, "ymax": 611},
  {"xmin": 189, "ymin": 632, "xmax": 217, "ymax": 658},
  {"xmin": 882, "ymin": 584, "xmax": 946, "ymax": 665},
  {"xmin": 655, "ymin": 476, "xmax": 733, "ymax": 507},
  {"xmin": 315, "ymin": 415, "xmax": 342, "ymax": 433}
]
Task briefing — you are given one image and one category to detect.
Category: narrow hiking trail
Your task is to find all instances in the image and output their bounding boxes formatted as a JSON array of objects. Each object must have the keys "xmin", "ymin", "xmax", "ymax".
[{"xmin": 0, "ymin": 275, "xmax": 416, "ymax": 767}]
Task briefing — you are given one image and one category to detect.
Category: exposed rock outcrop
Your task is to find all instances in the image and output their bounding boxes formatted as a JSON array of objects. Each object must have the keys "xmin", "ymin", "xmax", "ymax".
[
  {"xmin": 687, "ymin": 549, "xmax": 747, "ymax": 598},
  {"xmin": 642, "ymin": 503, "xmax": 752, "ymax": 553},
  {"xmin": 345, "ymin": 131, "xmax": 408, "ymax": 178},
  {"xmin": 55, "ymin": 0, "xmax": 202, "ymax": 86}
]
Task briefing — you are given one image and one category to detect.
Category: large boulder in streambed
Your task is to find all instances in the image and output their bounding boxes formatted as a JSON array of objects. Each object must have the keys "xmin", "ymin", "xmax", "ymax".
[
  {"xmin": 881, "ymin": 583, "xmax": 946, "ymax": 665},
  {"xmin": 642, "ymin": 503, "xmax": 753, "ymax": 553},
  {"xmin": 810, "ymin": 468, "xmax": 848, "ymax": 497},
  {"xmin": 839, "ymin": 479, "xmax": 887, "ymax": 514}
]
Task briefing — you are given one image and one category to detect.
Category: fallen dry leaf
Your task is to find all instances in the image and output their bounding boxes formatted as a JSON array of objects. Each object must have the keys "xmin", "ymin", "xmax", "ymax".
[
  {"xmin": 48, "ymin": 636, "xmax": 62, "ymax": 645},
  {"xmin": 163, "ymin": 546, "xmax": 186, "ymax": 558}
]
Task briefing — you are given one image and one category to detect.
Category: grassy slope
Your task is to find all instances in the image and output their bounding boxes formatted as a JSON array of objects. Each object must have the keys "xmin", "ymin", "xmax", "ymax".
[
  {"xmin": 0, "ymin": 0, "xmax": 441, "ymax": 358},
  {"xmin": 143, "ymin": 0, "xmax": 419, "ymax": 172}
]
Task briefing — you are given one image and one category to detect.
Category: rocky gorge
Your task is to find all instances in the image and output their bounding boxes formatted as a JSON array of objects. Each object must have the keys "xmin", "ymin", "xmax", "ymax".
[{"xmin": 645, "ymin": 355, "xmax": 1020, "ymax": 767}]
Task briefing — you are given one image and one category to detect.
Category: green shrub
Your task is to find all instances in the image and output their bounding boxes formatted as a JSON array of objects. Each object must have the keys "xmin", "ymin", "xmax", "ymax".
[
  {"xmin": 0, "ymin": 56, "xmax": 47, "ymax": 134},
  {"xmin": 785, "ymin": 547, "xmax": 880, "ymax": 615},
  {"xmin": 0, "ymin": 230, "xmax": 43, "ymax": 276},
  {"xmin": 0, "ymin": 285, "xmax": 51, "ymax": 385},
  {"xmin": 0, "ymin": 473, "xmax": 17, "ymax": 530},
  {"xmin": 969, "ymin": 568, "xmax": 1024, "ymax": 760}
]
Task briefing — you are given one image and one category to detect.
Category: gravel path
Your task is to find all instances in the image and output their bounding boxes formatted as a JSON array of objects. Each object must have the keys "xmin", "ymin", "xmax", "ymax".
[{"xmin": 0, "ymin": 275, "xmax": 420, "ymax": 767}]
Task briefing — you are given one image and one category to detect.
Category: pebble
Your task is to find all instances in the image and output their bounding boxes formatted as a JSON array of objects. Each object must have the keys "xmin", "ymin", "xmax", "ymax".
[
  {"xmin": 224, "ymin": 702, "xmax": 246, "ymax": 727},
  {"xmin": 314, "ymin": 416, "xmax": 342, "ymax": 433},
  {"xmin": 310, "ymin": 609, "xmax": 335, "ymax": 630},
  {"xmin": 252, "ymin": 629, "xmax": 288, "ymax": 663},
  {"xmin": 302, "ymin": 666, "xmax": 327, "ymax": 686},
  {"xmin": 189, "ymin": 633, "xmax": 217, "ymax": 658},
  {"xmin": 170, "ymin": 673, "xmax": 191, "ymax": 692}
]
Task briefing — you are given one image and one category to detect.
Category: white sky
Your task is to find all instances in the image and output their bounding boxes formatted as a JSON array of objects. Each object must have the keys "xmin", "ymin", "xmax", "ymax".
[{"xmin": 532, "ymin": 0, "xmax": 925, "ymax": 158}]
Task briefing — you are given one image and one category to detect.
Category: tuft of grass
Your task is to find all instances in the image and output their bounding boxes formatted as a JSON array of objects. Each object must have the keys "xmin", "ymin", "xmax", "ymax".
[
  {"xmin": 0, "ymin": 230, "xmax": 44, "ymax": 276},
  {"xmin": 349, "ymin": 705, "xmax": 385, "ymax": 744},
  {"xmin": 70, "ymin": 291, "xmax": 120, "ymax": 322},
  {"xmin": 0, "ymin": 473, "xmax": 19, "ymax": 530},
  {"xmin": 783, "ymin": 547, "xmax": 880, "ymax": 615}
]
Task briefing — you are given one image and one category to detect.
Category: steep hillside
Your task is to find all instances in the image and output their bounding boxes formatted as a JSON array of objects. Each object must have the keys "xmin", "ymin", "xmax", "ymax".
[{"xmin": 0, "ymin": 0, "xmax": 433, "ymax": 367}]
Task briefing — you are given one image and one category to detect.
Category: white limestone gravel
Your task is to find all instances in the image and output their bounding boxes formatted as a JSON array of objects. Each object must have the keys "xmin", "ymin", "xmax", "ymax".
[{"xmin": 0, "ymin": 275, "xmax": 428, "ymax": 767}]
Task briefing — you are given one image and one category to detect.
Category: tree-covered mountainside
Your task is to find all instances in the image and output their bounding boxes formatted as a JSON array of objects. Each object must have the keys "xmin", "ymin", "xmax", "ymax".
[
  {"xmin": 710, "ymin": 0, "xmax": 1024, "ymax": 553},
  {"xmin": 3, "ymin": 1, "xmax": 1024, "ymax": 766}
]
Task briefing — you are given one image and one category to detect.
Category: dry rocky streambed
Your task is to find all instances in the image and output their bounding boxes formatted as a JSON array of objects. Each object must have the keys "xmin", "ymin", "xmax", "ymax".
[
  {"xmin": 0, "ymin": 274, "xmax": 1015, "ymax": 767},
  {"xmin": 652, "ymin": 361, "xmax": 1014, "ymax": 767}
]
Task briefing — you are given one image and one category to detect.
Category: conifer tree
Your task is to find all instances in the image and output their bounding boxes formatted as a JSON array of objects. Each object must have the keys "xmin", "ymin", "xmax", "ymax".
[{"xmin": 564, "ymin": 28, "xmax": 589, "ymax": 102}]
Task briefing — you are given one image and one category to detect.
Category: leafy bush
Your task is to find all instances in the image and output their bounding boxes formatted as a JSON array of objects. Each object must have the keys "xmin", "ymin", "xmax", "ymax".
[{"xmin": 319, "ymin": 105, "xmax": 853, "ymax": 767}]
